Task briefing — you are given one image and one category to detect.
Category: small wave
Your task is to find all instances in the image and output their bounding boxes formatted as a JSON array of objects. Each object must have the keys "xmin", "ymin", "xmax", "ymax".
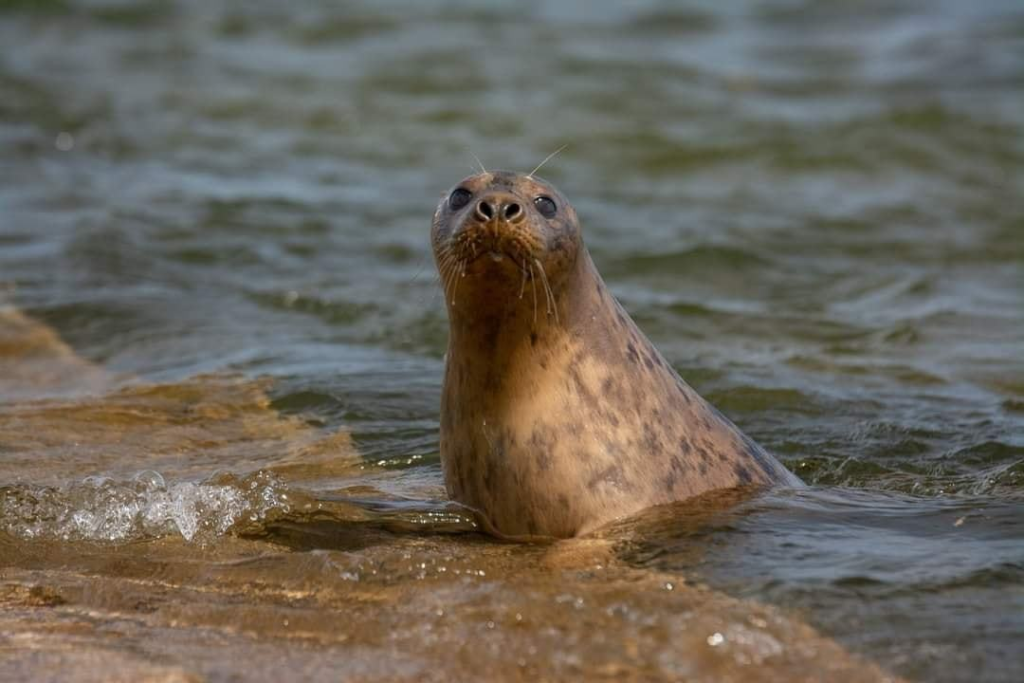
[
  {"xmin": 614, "ymin": 245, "xmax": 772, "ymax": 275},
  {"xmin": 704, "ymin": 386, "xmax": 818, "ymax": 414},
  {"xmin": 790, "ymin": 450, "xmax": 1024, "ymax": 497},
  {"xmin": 247, "ymin": 290, "xmax": 374, "ymax": 325},
  {"xmin": 0, "ymin": 470, "xmax": 290, "ymax": 543}
]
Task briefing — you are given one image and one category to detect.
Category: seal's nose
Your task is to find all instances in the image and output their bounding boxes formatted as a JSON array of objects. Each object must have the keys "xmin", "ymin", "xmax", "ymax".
[
  {"xmin": 474, "ymin": 193, "xmax": 524, "ymax": 224},
  {"xmin": 475, "ymin": 199, "xmax": 494, "ymax": 221}
]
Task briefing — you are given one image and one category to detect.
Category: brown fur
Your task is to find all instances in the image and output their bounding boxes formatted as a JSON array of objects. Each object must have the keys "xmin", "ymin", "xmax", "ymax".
[{"xmin": 432, "ymin": 171, "xmax": 802, "ymax": 538}]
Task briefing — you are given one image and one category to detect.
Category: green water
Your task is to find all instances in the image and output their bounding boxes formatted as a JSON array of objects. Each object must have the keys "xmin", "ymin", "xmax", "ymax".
[{"xmin": 1, "ymin": 1, "xmax": 1022, "ymax": 681}]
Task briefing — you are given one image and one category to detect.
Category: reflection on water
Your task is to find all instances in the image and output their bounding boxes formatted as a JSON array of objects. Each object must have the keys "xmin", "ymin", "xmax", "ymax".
[{"xmin": 1, "ymin": 0, "xmax": 1023, "ymax": 681}]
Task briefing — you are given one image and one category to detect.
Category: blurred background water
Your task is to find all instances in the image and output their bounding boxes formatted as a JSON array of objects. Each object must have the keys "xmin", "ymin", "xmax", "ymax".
[{"xmin": 0, "ymin": 1, "xmax": 1022, "ymax": 681}]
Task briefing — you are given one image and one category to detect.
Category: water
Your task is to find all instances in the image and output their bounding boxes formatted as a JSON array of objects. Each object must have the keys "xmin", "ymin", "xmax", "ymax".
[{"xmin": 1, "ymin": 0, "xmax": 1022, "ymax": 681}]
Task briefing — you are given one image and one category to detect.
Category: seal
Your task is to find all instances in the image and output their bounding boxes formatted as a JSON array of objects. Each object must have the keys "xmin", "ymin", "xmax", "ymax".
[{"xmin": 432, "ymin": 170, "xmax": 802, "ymax": 538}]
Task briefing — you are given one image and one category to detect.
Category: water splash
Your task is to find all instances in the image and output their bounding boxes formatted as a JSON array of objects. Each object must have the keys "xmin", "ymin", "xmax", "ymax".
[{"xmin": 0, "ymin": 470, "xmax": 291, "ymax": 543}]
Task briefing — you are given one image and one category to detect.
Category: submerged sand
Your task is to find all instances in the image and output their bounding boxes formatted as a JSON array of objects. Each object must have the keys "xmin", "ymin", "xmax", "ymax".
[{"xmin": 0, "ymin": 309, "xmax": 897, "ymax": 682}]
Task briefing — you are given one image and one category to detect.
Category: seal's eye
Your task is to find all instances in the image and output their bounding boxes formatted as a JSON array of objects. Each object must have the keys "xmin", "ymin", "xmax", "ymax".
[
  {"xmin": 534, "ymin": 195, "xmax": 557, "ymax": 218},
  {"xmin": 449, "ymin": 188, "xmax": 472, "ymax": 211}
]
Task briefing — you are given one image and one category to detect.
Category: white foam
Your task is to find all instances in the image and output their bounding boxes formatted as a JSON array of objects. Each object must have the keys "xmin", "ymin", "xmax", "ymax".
[{"xmin": 0, "ymin": 470, "xmax": 290, "ymax": 543}]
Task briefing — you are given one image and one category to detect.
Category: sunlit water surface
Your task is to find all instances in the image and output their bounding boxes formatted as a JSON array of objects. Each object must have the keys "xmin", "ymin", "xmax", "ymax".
[{"xmin": 1, "ymin": 1, "xmax": 1022, "ymax": 681}]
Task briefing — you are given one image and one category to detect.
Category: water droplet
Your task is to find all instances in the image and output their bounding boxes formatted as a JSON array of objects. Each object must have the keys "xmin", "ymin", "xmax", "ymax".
[
  {"xmin": 707, "ymin": 632, "xmax": 725, "ymax": 647},
  {"xmin": 133, "ymin": 470, "xmax": 166, "ymax": 490}
]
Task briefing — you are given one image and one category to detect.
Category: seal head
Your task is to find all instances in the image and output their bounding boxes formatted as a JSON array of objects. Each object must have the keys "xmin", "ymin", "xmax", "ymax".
[
  {"xmin": 432, "ymin": 170, "xmax": 580, "ymax": 322},
  {"xmin": 433, "ymin": 170, "xmax": 801, "ymax": 538}
]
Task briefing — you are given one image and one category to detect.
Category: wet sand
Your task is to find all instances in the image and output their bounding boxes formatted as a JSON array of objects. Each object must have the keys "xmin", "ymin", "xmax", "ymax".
[{"xmin": 0, "ymin": 310, "xmax": 898, "ymax": 681}]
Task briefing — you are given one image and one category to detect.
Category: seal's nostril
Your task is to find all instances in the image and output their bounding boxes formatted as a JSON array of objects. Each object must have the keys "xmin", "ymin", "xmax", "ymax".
[
  {"xmin": 504, "ymin": 202, "xmax": 521, "ymax": 220},
  {"xmin": 476, "ymin": 200, "xmax": 494, "ymax": 220}
]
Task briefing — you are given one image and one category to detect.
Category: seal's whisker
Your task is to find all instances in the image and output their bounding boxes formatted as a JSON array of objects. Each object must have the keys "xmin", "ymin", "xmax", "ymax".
[
  {"xmin": 517, "ymin": 263, "xmax": 528, "ymax": 300},
  {"xmin": 440, "ymin": 246, "xmax": 462, "ymax": 270},
  {"xmin": 445, "ymin": 266, "xmax": 461, "ymax": 307},
  {"xmin": 428, "ymin": 266, "xmax": 443, "ymax": 300},
  {"xmin": 450, "ymin": 260, "xmax": 465, "ymax": 305},
  {"xmin": 407, "ymin": 253, "xmax": 430, "ymax": 287},
  {"xmin": 414, "ymin": 262, "xmax": 445, "ymax": 308},
  {"xmin": 414, "ymin": 237, "xmax": 458, "ymax": 307},
  {"xmin": 436, "ymin": 256, "xmax": 453, "ymax": 290},
  {"xmin": 438, "ymin": 263, "xmax": 453, "ymax": 303},
  {"xmin": 438, "ymin": 253, "xmax": 460, "ymax": 305},
  {"xmin": 430, "ymin": 252, "xmax": 449, "ymax": 304},
  {"xmin": 529, "ymin": 262, "xmax": 538, "ymax": 325},
  {"xmin": 429, "ymin": 278, "xmax": 445, "ymax": 307},
  {"xmin": 470, "ymin": 151, "xmax": 487, "ymax": 175},
  {"xmin": 527, "ymin": 144, "xmax": 568, "ymax": 179},
  {"xmin": 438, "ymin": 249, "xmax": 458, "ymax": 273},
  {"xmin": 534, "ymin": 258, "xmax": 559, "ymax": 324},
  {"xmin": 431, "ymin": 247, "xmax": 454, "ymax": 302},
  {"xmin": 445, "ymin": 257, "xmax": 463, "ymax": 298},
  {"xmin": 437, "ymin": 242, "xmax": 459, "ymax": 262}
]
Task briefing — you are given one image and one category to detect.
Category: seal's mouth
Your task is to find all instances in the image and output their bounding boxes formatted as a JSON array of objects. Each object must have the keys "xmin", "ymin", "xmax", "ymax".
[
  {"xmin": 468, "ymin": 249, "xmax": 508, "ymax": 265},
  {"xmin": 456, "ymin": 247, "xmax": 539, "ymax": 284},
  {"xmin": 458, "ymin": 242, "xmax": 525, "ymax": 267},
  {"xmin": 444, "ymin": 227, "xmax": 541, "ymax": 277},
  {"xmin": 464, "ymin": 247, "xmax": 532, "ymax": 272}
]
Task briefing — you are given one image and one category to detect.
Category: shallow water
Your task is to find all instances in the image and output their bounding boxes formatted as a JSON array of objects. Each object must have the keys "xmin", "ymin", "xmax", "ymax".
[{"xmin": 1, "ymin": 1, "xmax": 1022, "ymax": 681}]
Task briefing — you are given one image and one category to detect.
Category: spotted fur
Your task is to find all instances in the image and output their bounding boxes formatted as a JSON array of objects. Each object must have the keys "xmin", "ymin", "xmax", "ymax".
[{"xmin": 433, "ymin": 171, "xmax": 802, "ymax": 538}]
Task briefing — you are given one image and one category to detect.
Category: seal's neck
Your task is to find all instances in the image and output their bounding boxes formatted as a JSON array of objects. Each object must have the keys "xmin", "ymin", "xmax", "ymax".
[{"xmin": 445, "ymin": 248, "xmax": 605, "ymax": 363}]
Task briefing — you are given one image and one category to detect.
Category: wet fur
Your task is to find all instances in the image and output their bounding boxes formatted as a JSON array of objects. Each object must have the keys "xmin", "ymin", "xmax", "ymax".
[{"xmin": 433, "ymin": 171, "xmax": 802, "ymax": 538}]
